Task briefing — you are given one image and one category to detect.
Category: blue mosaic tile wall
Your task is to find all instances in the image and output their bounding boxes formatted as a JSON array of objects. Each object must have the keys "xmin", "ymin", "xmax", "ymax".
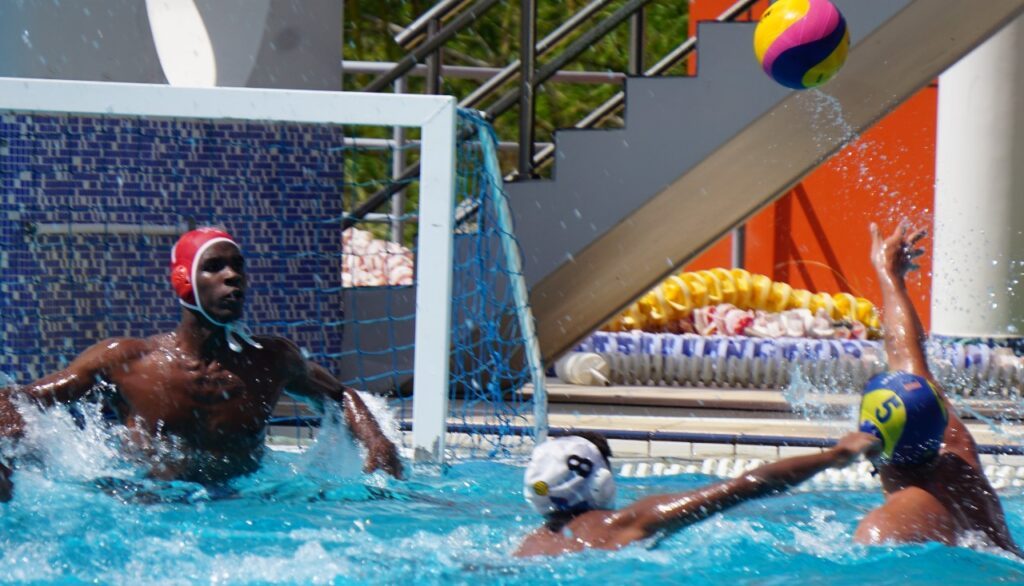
[{"xmin": 0, "ymin": 113, "xmax": 346, "ymax": 382}]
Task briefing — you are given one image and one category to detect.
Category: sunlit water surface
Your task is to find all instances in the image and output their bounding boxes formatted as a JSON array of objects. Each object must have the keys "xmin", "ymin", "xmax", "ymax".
[{"xmin": 1, "ymin": 404, "xmax": 1023, "ymax": 585}]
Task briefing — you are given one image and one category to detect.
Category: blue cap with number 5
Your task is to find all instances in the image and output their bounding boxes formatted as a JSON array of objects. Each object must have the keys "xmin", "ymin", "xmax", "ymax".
[{"xmin": 859, "ymin": 371, "xmax": 948, "ymax": 467}]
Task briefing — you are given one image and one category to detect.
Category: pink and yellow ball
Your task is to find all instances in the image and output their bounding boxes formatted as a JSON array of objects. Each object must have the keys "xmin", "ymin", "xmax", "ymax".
[{"xmin": 753, "ymin": 0, "xmax": 850, "ymax": 90}]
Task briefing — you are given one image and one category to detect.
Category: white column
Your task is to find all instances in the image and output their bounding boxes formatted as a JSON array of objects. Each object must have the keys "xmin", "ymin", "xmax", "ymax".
[{"xmin": 932, "ymin": 15, "xmax": 1024, "ymax": 339}]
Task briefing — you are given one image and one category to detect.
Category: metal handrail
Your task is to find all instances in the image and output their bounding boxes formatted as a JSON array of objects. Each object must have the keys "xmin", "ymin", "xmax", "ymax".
[
  {"xmin": 362, "ymin": 0, "xmax": 502, "ymax": 93},
  {"xmin": 344, "ymin": 0, "xmax": 653, "ymax": 229},
  {"xmin": 393, "ymin": 0, "xmax": 469, "ymax": 48},
  {"xmin": 346, "ymin": 0, "xmax": 763, "ymax": 228},
  {"xmin": 343, "ymin": 135, "xmax": 552, "ymax": 151},
  {"xmin": 460, "ymin": 0, "xmax": 617, "ymax": 109},
  {"xmin": 519, "ymin": 0, "xmax": 537, "ymax": 176},
  {"xmin": 485, "ymin": 0, "xmax": 657, "ymax": 120},
  {"xmin": 343, "ymin": 60, "xmax": 626, "ymax": 84}
]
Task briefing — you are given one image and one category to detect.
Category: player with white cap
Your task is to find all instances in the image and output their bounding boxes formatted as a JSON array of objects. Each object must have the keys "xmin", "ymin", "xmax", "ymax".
[{"xmin": 516, "ymin": 430, "xmax": 879, "ymax": 557}]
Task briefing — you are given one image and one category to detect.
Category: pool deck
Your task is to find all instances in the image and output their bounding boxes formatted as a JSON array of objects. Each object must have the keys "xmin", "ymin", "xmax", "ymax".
[
  {"xmin": 507, "ymin": 380, "xmax": 1024, "ymax": 460},
  {"xmin": 270, "ymin": 379, "xmax": 1024, "ymax": 465}
]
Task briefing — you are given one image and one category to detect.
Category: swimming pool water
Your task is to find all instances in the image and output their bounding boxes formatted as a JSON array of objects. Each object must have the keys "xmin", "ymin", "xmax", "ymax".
[{"xmin": 1, "ymin": 412, "xmax": 1023, "ymax": 585}]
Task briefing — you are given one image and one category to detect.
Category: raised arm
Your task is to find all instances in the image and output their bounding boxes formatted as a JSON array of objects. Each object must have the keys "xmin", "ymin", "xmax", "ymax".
[
  {"xmin": 614, "ymin": 433, "xmax": 880, "ymax": 539},
  {"xmin": 869, "ymin": 221, "xmax": 931, "ymax": 377},
  {"xmin": 869, "ymin": 222, "xmax": 980, "ymax": 466},
  {"xmin": 281, "ymin": 343, "xmax": 403, "ymax": 479}
]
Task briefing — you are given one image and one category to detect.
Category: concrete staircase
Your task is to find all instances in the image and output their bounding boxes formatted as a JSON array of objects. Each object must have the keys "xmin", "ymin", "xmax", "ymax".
[{"xmin": 507, "ymin": 0, "xmax": 1024, "ymax": 362}]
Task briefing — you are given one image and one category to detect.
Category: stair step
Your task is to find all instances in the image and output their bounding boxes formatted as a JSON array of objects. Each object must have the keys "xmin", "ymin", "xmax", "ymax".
[{"xmin": 551, "ymin": 127, "xmax": 628, "ymax": 183}]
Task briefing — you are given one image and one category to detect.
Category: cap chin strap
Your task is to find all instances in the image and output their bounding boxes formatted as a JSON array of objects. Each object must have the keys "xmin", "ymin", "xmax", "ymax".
[
  {"xmin": 183, "ymin": 237, "xmax": 263, "ymax": 353},
  {"xmin": 179, "ymin": 299, "xmax": 262, "ymax": 353}
]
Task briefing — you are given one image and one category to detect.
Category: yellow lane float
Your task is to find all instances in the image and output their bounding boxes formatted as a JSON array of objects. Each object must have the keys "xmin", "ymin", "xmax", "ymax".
[{"xmin": 604, "ymin": 268, "xmax": 880, "ymax": 335}]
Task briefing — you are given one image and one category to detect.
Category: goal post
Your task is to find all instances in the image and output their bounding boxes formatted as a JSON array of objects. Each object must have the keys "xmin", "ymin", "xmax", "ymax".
[{"xmin": 0, "ymin": 76, "xmax": 457, "ymax": 462}]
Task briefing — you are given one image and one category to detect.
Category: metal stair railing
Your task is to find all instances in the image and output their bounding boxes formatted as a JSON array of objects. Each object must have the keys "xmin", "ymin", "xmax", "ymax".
[
  {"xmin": 362, "ymin": 0, "xmax": 503, "ymax": 93},
  {"xmin": 347, "ymin": 0, "xmax": 636, "ymax": 229},
  {"xmin": 459, "ymin": 0, "xmax": 618, "ymax": 109},
  {"xmin": 345, "ymin": 0, "xmax": 763, "ymax": 231},
  {"xmin": 347, "ymin": 0, "xmax": 653, "ymax": 228},
  {"xmin": 393, "ymin": 0, "xmax": 472, "ymax": 49},
  {"xmin": 500, "ymin": 0, "xmax": 659, "ymax": 176}
]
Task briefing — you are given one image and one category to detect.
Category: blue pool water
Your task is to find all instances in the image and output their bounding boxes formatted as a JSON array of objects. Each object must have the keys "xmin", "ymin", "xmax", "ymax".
[{"xmin": 2, "ymin": 410, "xmax": 1023, "ymax": 584}]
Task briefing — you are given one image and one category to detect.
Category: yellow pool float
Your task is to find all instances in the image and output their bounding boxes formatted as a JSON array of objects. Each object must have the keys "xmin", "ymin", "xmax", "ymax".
[{"xmin": 603, "ymin": 268, "xmax": 881, "ymax": 336}]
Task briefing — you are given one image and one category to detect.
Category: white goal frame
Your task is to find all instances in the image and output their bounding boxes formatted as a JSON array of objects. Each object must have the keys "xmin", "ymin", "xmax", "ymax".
[{"xmin": 0, "ymin": 77, "xmax": 456, "ymax": 463}]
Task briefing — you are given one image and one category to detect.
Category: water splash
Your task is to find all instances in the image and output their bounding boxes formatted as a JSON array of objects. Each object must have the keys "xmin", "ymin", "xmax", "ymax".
[
  {"xmin": 798, "ymin": 90, "xmax": 932, "ymax": 228},
  {"xmin": 781, "ymin": 355, "xmax": 881, "ymax": 429},
  {"xmin": 802, "ymin": 90, "xmax": 858, "ymax": 145},
  {"xmin": 790, "ymin": 508, "xmax": 858, "ymax": 558},
  {"xmin": 1, "ymin": 456, "xmax": 1022, "ymax": 583},
  {"xmin": 282, "ymin": 402, "xmax": 364, "ymax": 482},
  {"xmin": 6, "ymin": 397, "xmax": 134, "ymax": 482}
]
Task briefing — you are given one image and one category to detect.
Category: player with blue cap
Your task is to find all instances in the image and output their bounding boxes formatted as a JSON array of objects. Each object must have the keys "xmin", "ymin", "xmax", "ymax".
[
  {"xmin": 853, "ymin": 221, "xmax": 1019, "ymax": 556},
  {"xmin": 858, "ymin": 370, "xmax": 948, "ymax": 467}
]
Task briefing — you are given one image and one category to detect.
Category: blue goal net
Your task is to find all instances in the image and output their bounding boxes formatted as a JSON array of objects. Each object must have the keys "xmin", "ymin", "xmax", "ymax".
[
  {"xmin": 0, "ymin": 93, "xmax": 543, "ymax": 459},
  {"xmin": 337, "ymin": 109, "xmax": 545, "ymax": 457}
]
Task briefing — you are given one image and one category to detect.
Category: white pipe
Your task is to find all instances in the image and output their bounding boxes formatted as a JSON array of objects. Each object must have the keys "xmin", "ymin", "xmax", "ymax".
[
  {"xmin": 32, "ymin": 222, "xmax": 188, "ymax": 237},
  {"xmin": 341, "ymin": 60, "xmax": 626, "ymax": 84},
  {"xmin": 343, "ymin": 135, "xmax": 552, "ymax": 152}
]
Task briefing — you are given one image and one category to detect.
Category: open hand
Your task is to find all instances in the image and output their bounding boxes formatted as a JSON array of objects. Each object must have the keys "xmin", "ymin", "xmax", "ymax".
[
  {"xmin": 870, "ymin": 220, "xmax": 927, "ymax": 280},
  {"xmin": 831, "ymin": 432, "xmax": 882, "ymax": 467},
  {"xmin": 364, "ymin": 437, "xmax": 404, "ymax": 480}
]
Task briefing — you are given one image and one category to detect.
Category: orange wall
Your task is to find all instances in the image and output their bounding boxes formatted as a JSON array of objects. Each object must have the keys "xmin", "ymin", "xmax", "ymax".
[{"xmin": 682, "ymin": 0, "xmax": 937, "ymax": 326}]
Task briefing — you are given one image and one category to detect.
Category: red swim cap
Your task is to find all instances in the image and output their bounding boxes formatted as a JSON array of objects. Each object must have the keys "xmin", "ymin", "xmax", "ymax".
[{"xmin": 170, "ymin": 227, "xmax": 237, "ymax": 303}]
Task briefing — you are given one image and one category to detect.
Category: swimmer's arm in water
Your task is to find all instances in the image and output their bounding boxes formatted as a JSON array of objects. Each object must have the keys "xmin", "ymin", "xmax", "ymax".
[
  {"xmin": 0, "ymin": 390, "xmax": 23, "ymax": 439},
  {"xmin": 611, "ymin": 433, "xmax": 880, "ymax": 540},
  {"xmin": 11, "ymin": 337, "xmax": 148, "ymax": 407},
  {"xmin": 337, "ymin": 384, "xmax": 403, "ymax": 479},
  {"xmin": 0, "ymin": 338, "xmax": 144, "ymax": 502},
  {"xmin": 279, "ymin": 340, "xmax": 403, "ymax": 479},
  {"xmin": 869, "ymin": 222, "xmax": 980, "ymax": 465},
  {"xmin": 0, "ymin": 390, "xmax": 24, "ymax": 502}
]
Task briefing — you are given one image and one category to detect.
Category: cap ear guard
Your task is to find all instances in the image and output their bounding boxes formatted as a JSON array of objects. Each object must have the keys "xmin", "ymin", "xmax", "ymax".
[
  {"xmin": 588, "ymin": 466, "xmax": 615, "ymax": 509},
  {"xmin": 170, "ymin": 264, "xmax": 192, "ymax": 300},
  {"xmin": 567, "ymin": 454, "xmax": 594, "ymax": 477}
]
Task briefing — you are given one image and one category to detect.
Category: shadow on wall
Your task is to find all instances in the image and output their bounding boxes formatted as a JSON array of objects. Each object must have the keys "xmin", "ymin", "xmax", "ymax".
[{"xmin": 0, "ymin": 0, "xmax": 340, "ymax": 90}]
